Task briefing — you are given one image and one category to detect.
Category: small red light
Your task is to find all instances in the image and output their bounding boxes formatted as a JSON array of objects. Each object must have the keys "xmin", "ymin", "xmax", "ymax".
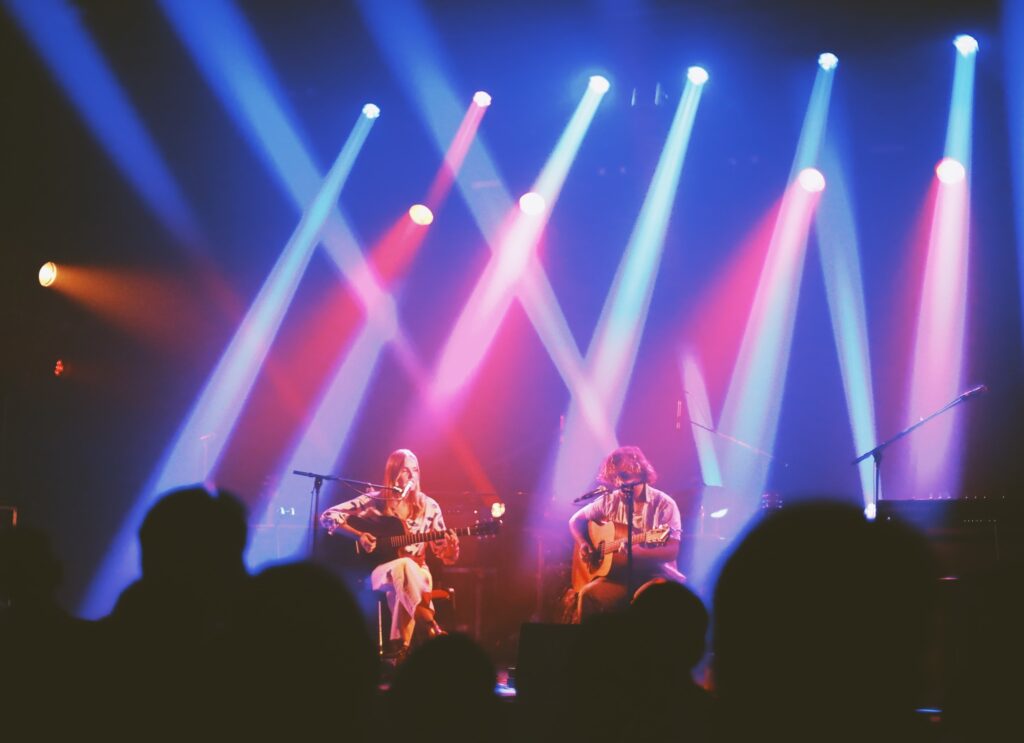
[{"xmin": 54, "ymin": 359, "xmax": 64, "ymax": 377}]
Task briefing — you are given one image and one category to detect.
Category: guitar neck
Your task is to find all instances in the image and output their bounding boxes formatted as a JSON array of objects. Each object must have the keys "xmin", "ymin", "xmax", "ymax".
[
  {"xmin": 386, "ymin": 524, "xmax": 475, "ymax": 549},
  {"xmin": 600, "ymin": 529, "xmax": 658, "ymax": 555}
]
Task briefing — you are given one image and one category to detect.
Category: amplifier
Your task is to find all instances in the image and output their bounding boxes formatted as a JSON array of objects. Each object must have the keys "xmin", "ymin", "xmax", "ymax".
[{"xmin": 877, "ymin": 498, "xmax": 1024, "ymax": 577}]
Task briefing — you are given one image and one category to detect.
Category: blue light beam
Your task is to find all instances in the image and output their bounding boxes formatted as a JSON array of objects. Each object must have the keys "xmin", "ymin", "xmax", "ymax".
[{"xmin": 5, "ymin": 0, "xmax": 201, "ymax": 244}]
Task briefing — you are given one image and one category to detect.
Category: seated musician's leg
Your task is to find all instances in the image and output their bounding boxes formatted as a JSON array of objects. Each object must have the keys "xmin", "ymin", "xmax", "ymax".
[
  {"xmin": 372, "ymin": 557, "xmax": 431, "ymax": 642},
  {"xmin": 577, "ymin": 578, "xmax": 629, "ymax": 621}
]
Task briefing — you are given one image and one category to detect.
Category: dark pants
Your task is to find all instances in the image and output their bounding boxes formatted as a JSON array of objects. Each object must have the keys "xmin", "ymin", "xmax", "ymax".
[{"xmin": 577, "ymin": 575, "xmax": 663, "ymax": 621}]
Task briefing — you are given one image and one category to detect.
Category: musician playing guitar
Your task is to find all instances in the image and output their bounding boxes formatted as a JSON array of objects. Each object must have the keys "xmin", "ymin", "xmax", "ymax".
[
  {"xmin": 320, "ymin": 449, "xmax": 459, "ymax": 658},
  {"xmin": 569, "ymin": 446, "xmax": 684, "ymax": 621}
]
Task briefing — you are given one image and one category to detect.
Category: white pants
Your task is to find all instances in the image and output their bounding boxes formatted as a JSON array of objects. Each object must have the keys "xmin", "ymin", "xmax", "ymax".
[{"xmin": 370, "ymin": 556, "xmax": 433, "ymax": 641}]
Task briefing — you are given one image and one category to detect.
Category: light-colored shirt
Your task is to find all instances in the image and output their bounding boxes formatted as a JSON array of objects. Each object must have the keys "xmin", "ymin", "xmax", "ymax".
[{"xmin": 571, "ymin": 484, "xmax": 683, "ymax": 579}]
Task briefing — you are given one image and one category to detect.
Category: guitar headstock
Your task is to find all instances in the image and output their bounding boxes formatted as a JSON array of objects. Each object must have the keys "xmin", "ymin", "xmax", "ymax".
[{"xmin": 471, "ymin": 518, "xmax": 502, "ymax": 538}]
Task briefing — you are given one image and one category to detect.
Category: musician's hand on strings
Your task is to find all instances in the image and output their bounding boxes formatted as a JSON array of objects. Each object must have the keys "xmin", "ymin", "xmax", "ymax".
[
  {"xmin": 358, "ymin": 532, "xmax": 377, "ymax": 553},
  {"xmin": 439, "ymin": 528, "xmax": 460, "ymax": 565},
  {"xmin": 578, "ymin": 541, "xmax": 594, "ymax": 561}
]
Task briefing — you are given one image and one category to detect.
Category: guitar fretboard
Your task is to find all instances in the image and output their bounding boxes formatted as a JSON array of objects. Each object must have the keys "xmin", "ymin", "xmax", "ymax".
[
  {"xmin": 385, "ymin": 524, "xmax": 480, "ymax": 549},
  {"xmin": 598, "ymin": 529, "xmax": 663, "ymax": 555}
]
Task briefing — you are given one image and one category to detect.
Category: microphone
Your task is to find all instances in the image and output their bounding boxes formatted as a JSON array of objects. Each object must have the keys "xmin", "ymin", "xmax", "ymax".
[
  {"xmin": 370, "ymin": 483, "xmax": 405, "ymax": 500},
  {"xmin": 573, "ymin": 485, "xmax": 609, "ymax": 504},
  {"xmin": 960, "ymin": 384, "xmax": 988, "ymax": 400}
]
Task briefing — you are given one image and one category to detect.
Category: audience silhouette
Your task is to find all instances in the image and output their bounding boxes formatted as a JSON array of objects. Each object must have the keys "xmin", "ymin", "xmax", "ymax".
[
  {"xmin": 6, "ymin": 488, "xmax": 1018, "ymax": 742},
  {"xmin": 942, "ymin": 556, "xmax": 1024, "ymax": 741},
  {"xmin": 711, "ymin": 500, "xmax": 938, "ymax": 742},
  {"xmin": 219, "ymin": 560, "xmax": 378, "ymax": 739},
  {"xmin": 103, "ymin": 486, "xmax": 251, "ymax": 736},
  {"xmin": 630, "ymin": 579, "xmax": 713, "ymax": 740},
  {"xmin": 387, "ymin": 632, "xmax": 502, "ymax": 742},
  {"xmin": 0, "ymin": 525, "xmax": 95, "ymax": 736}
]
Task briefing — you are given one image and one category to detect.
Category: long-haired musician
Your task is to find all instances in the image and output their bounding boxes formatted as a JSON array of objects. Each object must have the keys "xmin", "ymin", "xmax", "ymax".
[
  {"xmin": 320, "ymin": 449, "xmax": 459, "ymax": 658},
  {"xmin": 568, "ymin": 446, "xmax": 683, "ymax": 621}
]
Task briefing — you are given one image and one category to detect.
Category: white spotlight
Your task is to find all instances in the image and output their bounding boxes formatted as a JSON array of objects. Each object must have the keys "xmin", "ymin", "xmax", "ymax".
[
  {"xmin": 518, "ymin": 191, "xmax": 546, "ymax": 215},
  {"xmin": 408, "ymin": 204, "xmax": 434, "ymax": 226},
  {"xmin": 797, "ymin": 167, "xmax": 826, "ymax": 193},
  {"xmin": 362, "ymin": 103, "xmax": 381, "ymax": 119},
  {"xmin": 936, "ymin": 157, "xmax": 966, "ymax": 184},
  {"xmin": 473, "ymin": 91, "xmax": 492, "ymax": 107},
  {"xmin": 818, "ymin": 52, "xmax": 839, "ymax": 71},
  {"xmin": 687, "ymin": 66, "xmax": 709, "ymax": 85},
  {"xmin": 588, "ymin": 75, "xmax": 610, "ymax": 94},
  {"xmin": 38, "ymin": 261, "xmax": 58, "ymax": 287},
  {"xmin": 953, "ymin": 34, "xmax": 978, "ymax": 56}
]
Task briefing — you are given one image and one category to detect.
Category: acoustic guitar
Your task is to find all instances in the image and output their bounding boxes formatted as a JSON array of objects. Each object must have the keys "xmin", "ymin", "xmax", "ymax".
[
  {"xmin": 341, "ymin": 513, "xmax": 501, "ymax": 568},
  {"xmin": 571, "ymin": 521, "xmax": 671, "ymax": 592}
]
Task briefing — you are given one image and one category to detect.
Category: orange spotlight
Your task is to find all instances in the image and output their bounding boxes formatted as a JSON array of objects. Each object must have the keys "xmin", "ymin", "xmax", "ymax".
[
  {"xmin": 39, "ymin": 261, "xmax": 58, "ymax": 287},
  {"xmin": 408, "ymin": 203, "xmax": 434, "ymax": 225},
  {"xmin": 54, "ymin": 359, "xmax": 65, "ymax": 377}
]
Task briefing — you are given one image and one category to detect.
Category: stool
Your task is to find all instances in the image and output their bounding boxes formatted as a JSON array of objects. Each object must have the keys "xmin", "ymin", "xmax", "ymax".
[{"xmin": 374, "ymin": 587, "xmax": 456, "ymax": 655}]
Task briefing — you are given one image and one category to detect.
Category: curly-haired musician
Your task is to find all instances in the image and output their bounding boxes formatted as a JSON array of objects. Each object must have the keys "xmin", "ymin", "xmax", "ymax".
[{"xmin": 569, "ymin": 446, "xmax": 684, "ymax": 621}]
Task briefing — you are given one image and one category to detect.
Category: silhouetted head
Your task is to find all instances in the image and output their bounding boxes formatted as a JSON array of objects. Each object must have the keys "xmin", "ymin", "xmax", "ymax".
[
  {"xmin": 388, "ymin": 633, "xmax": 497, "ymax": 735},
  {"xmin": 712, "ymin": 499, "xmax": 936, "ymax": 735},
  {"xmin": 631, "ymin": 579, "xmax": 708, "ymax": 671},
  {"xmin": 220, "ymin": 561, "xmax": 377, "ymax": 738},
  {"xmin": 138, "ymin": 486, "xmax": 247, "ymax": 588}
]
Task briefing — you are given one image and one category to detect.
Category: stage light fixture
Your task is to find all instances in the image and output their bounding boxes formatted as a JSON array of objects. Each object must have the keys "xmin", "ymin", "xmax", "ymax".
[
  {"xmin": 797, "ymin": 167, "xmax": 826, "ymax": 192},
  {"xmin": 362, "ymin": 103, "xmax": 381, "ymax": 119},
  {"xmin": 38, "ymin": 261, "xmax": 58, "ymax": 287},
  {"xmin": 818, "ymin": 52, "xmax": 839, "ymax": 70},
  {"xmin": 936, "ymin": 157, "xmax": 966, "ymax": 184},
  {"xmin": 408, "ymin": 203, "xmax": 434, "ymax": 225},
  {"xmin": 473, "ymin": 91, "xmax": 492, "ymax": 107},
  {"xmin": 518, "ymin": 191, "xmax": 546, "ymax": 215},
  {"xmin": 953, "ymin": 34, "xmax": 978, "ymax": 56},
  {"xmin": 588, "ymin": 75, "xmax": 610, "ymax": 94},
  {"xmin": 686, "ymin": 66, "xmax": 709, "ymax": 86}
]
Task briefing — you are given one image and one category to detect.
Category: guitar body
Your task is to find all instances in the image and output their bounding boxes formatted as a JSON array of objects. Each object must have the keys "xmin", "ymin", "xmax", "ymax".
[
  {"xmin": 571, "ymin": 521, "xmax": 621, "ymax": 592},
  {"xmin": 571, "ymin": 521, "xmax": 672, "ymax": 592},
  {"xmin": 345, "ymin": 514, "xmax": 410, "ymax": 568}
]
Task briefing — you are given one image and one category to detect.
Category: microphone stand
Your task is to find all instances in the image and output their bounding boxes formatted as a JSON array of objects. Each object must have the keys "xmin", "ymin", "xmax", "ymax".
[
  {"xmin": 688, "ymin": 419, "xmax": 785, "ymax": 467},
  {"xmin": 292, "ymin": 470, "xmax": 396, "ymax": 558},
  {"xmin": 625, "ymin": 486, "xmax": 635, "ymax": 599},
  {"xmin": 574, "ymin": 481, "xmax": 647, "ymax": 597},
  {"xmin": 853, "ymin": 386, "xmax": 987, "ymax": 515}
]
